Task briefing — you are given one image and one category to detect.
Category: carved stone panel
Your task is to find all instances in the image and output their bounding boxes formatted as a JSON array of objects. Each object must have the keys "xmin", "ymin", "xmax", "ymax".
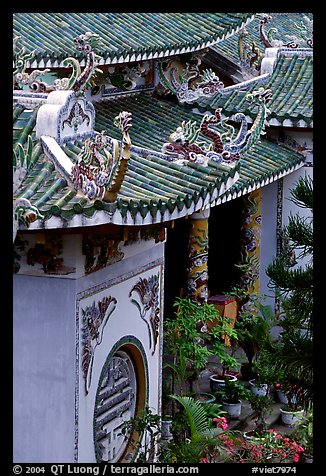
[{"xmin": 94, "ymin": 350, "xmax": 137, "ymax": 463}]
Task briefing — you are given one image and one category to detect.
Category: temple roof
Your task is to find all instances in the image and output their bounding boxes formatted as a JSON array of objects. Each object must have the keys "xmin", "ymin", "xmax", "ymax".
[
  {"xmin": 209, "ymin": 12, "xmax": 313, "ymax": 68},
  {"xmin": 13, "ymin": 13, "xmax": 254, "ymax": 68},
  {"xmin": 13, "ymin": 102, "xmax": 239, "ymax": 229},
  {"xmin": 13, "ymin": 94, "xmax": 305, "ymax": 232},
  {"xmin": 196, "ymin": 48, "xmax": 313, "ymax": 128},
  {"xmin": 94, "ymin": 94, "xmax": 306, "ymax": 201}
]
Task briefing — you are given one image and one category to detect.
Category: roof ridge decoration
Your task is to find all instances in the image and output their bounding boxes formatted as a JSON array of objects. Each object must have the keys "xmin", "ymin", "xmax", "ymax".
[
  {"xmin": 54, "ymin": 32, "xmax": 104, "ymax": 95},
  {"xmin": 162, "ymin": 87, "xmax": 271, "ymax": 167},
  {"xmin": 261, "ymin": 45, "xmax": 313, "ymax": 75},
  {"xmin": 13, "ymin": 36, "xmax": 53, "ymax": 92},
  {"xmin": 36, "ymin": 91, "xmax": 95, "ymax": 144},
  {"xmin": 71, "ymin": 111, "xmax": 132, "ymax": 202},
  {"xmin": 259, "ymin": 13, "xmax": 313, "ymax": 49},
  {"xmin": 237, "ymin": 27, "xmax": 263, "ymax": 74},
  {"xmin": 13, "ymin": 31, "xmax": 104, "ymax": 96},
  {"xmin": 13, "ymin": 136, "xmax": 44, "ymax": 242},
  {"xmin": 158, "ymin": 56, "xmax": 225, "ymax": 104}
]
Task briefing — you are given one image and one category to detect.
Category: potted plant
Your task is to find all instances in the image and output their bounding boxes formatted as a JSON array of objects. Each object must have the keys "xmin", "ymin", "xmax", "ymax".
[
  {"xmin": 216, "ymin": 379, "xmax": 252, "ymax": 419},
  {"xmin": 207, "ymin": 314, "xmax": 240, "ymax": 392},
  {"xmin": 227, "ymin": 270, "xmax": 275, "ymax": 381},
  {"xmin": 279, "ymin": 396, "xmax": 305, "ymax": 426},
  {"xmin": 209, "ymin": 352, "xmax": 239, "ymax": 393},
  {"xmin": 248, "ymin": 351, "xmax": 278, "ymax": 397},
  {"xmin": 163, "ymin": 297, "xmax": 215, "ymax": 398},
  {"xmin": 292, "ymin": 409, "xmax": 313, "ymax": 462},
  {"xmin": 271, "ymin": 373, "xmax": 306, "ymax": 426},
  {"xmin": 246, "ymin": 391, "xmax": 274, "ymax": 436}
]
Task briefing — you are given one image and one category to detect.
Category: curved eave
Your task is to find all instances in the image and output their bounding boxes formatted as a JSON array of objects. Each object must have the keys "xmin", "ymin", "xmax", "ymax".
[
  {"xmin": 213, "ymin": 160, "xmax": 305, "ymax": 205},
  {"xmin": 13, "ymin": 97, "xmax": 306, "ymax": 232},
  {"xmin": 21, "ymin": 162, "xmax": 240, "ymax": 229},
  {"xmin": 13, "ymin": 13, "xmax": 255, "ymax": 69}
]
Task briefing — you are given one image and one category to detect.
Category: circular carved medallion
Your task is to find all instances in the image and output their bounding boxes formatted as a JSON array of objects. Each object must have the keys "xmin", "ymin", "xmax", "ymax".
[{"xmin": 94, "ymin": 350, "xmax": 137, "ymax": 462}]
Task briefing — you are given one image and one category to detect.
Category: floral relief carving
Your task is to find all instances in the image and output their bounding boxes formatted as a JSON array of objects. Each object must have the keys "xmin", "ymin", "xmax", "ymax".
[
  {"xmin": 129, "ymin": 274, "xmax": 160, "ymax": 355},
  {"xmin": 81, "ymin": 295, "xmax": 117, "ymax": 395}
]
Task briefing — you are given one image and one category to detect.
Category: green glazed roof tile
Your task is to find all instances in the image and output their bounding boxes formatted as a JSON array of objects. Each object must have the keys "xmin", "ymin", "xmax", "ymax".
[
  {"xmin": 13, "ymin": 103, "xmax": 239, "ymax": 226},
  {"xmin": 197, "ymin": 50, "xmax": 313, "ymax": 126},
  {"xmin": 210, "ymin": 13, "xmax": 313, "ymax": 64},
  {"xmin": 13, "ymin": 93, "xmax": 305, "ymax": 229},
  {"xmin": 13, "ymin": 13, "xmax": 254, "ymax": 67}
]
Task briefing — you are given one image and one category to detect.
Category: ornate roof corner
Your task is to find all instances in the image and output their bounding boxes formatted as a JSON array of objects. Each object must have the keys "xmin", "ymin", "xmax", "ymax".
[
  {"xmin": 259, "ymin": 13, "xmax": 313, "ymax": 49},
  {"xmin": 237, "ymin": 27, "xmax": 263, "ymax": 75},
  {"xmin": 158, "ymin": 57, "xmax": 225, "ymax": 104},
  {"xmin": 13, "ymin": 31, "xmax": 104, "ymax": 97},
  {"xmin": 162, "ymin": 87, "xmax": 271, "ymax": 166},
  {"xmin": 36, "ymin": 91, "xmax": 95, "ymax": 144},
  {"xmin": 13, "ymin": 137, "xmax": 44, "ymax": 242},
  {"xmin": 13, "ymin": 35, "xmax": 53, "ymax": 93},
  {"xmin": 71, "ymin": 111, "xmax": 132, "ymax": 202},
  {"xmin": 13, "ymin": 198, "xmax": 44, "ymax": 243}
]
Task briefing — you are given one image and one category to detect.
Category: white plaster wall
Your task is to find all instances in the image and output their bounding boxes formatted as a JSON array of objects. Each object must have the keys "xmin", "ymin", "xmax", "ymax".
[
  {"xmin": 13, "ymin": 235, "xmax": 165, "ymax": 463},
  {"xmin": 260, "ymin": 181, "xmax": 278, "ymax": 309},
  {"xmin": 76, "ymin": 243, "xmax": 165, "ymax": 463},
  {"xmin": 13, "ymin": 275, "xmax": 76, "ymax": 463}
]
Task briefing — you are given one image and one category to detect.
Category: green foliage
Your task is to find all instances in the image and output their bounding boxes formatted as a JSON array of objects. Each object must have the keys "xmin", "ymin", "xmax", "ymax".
[
  {"xmin": 170, "ymin": 395, "xmax": 210, "ymax": 440},
  {"xmin": 164, "ymin": 297, "xmax": 214, "ymax": 372},
  {"xmin": 247, "ymin": 392, "xmax": 274, "ymax": 433},
  {"xmin": 265, "ymin": 174, "xmax": 313, "ymax": 410},
  {"xmin": 164, "ymin": 297, "xmax": 239, "ymax": 393},
  {"xmin": 228, "ymin": 286, "xmax": 275, "ymax": 364},
  {"xmin": 216, "ymin": 379, "xmax": 252, "ymax": 404},
  {"xmin": 170, "ymin": 395, "xmax": 225, "ymax": 441},
  {"xmin": 288, "ymin": 174, "xmax": 313, "ymax": 210},
  {"xmin": 251, "ymin": 350, "xmax": 280, "ymax": 385},
  {"xmin": 121, "ymin": 406, "xmax": 161, "ymax": 463},
  {"xmin": 292, "ymin": 410, "xmax": 313, "ymax": 456},
  {"xmin": 158, "ymin": 437, "xmax": 210, "ymax": 463}
]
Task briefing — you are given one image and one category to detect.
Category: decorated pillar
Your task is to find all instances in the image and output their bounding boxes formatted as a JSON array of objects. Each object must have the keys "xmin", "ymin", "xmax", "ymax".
[
  {"xmin": 239, "ymin": 189, "xmax": 262, "ymax": 294},
  {"xmin": 186, "ymin": 208, "xmax": 210, "ymax": 303}
]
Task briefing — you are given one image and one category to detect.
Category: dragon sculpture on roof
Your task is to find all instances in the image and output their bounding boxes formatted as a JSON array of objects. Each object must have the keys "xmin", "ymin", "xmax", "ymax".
[
  {"xmin": 13, "ymin": 31, "xmax": 104, "ymax": 95},
  {"xmin": 71, "ymin": 111, "xmax": 132, "ymax": 201},
  {"xmin": 54, "ymin": 31, "xmax": 104, "ymax": 95},
  {"xmin": 259, "ymin": 13, "xmax": 313, "ymax": 48},
  {"xmin": 13, "ymin": 36, "xmax": 53, "ymax": 92},
  {"xmin": 158, "ymin": 56, "xmax": 225, "ymax": 104},
  {"xmin": 162, "ymin": 87, "xmax": 272, "ymax": 167}
]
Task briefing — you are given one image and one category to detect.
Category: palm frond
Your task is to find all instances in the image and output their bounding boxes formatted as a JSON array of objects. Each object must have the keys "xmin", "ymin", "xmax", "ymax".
[{"xmin": 170, "ymin": 395, "xmax": 209, "ymax": 440}]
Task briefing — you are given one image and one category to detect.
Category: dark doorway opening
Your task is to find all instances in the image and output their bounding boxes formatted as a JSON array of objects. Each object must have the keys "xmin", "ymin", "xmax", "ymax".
[
  {"xmin": 163, "ymin": 217, "xmax": 191, "ymax": 319},
  {"xmin": 208, "ymin": 196, "xmax": 244, "ymax": 296},
  {"xmin": 163, "ymin": 196, "xmax": 245, "ymax": 318}
]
